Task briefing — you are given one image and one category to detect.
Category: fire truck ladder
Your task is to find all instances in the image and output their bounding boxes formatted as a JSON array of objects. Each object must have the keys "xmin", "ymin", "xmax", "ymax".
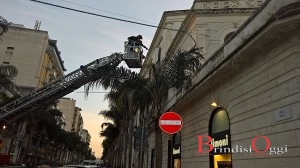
[{"xmin": 0, "ymin": 53, "xmax": 124, "ymax": 123}]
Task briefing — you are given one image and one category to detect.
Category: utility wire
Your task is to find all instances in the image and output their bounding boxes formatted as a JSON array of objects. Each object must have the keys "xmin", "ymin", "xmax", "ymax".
[
  {"xmin": 30, "ymin": 0, "xmax": 207, "ymax": 37},
  {"xmin": 59, "ymin": 0, "xmax": 157, "ymax": 25},
  {"xmin": 76, "ymin": 92, "xmax": 108, "ymax": 93},
  {"xmin": 30, "ymin": 0, "xmax": 164, "ymax": 29}
]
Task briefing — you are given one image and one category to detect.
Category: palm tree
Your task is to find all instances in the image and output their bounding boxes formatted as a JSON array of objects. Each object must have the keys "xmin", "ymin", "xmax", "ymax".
[
  {"xmin": 105, "ymin": 91, "xmax": 129, "ymax": 167},
  {"xmin": 0, "ymin": 64, "xmax": 19, "ymax": 148},
  {"xmin": 84, "ymin": 64, "xmax": 139, "ymax": 167},
  {"xmin": 85, "ymin": 47, "xmax": 203, "ymax": 168},
  {"xmin": 0, "ymin": 16, "xmax": 9, "ymax": 36},
  {"xmin": 97, "ymin": 67, "xmax": 151, "ymax": 168},
  {"xmin": 16, "ymin": 104, "xmax": 67, "ymax": 166},
  {"xmin": 32, "ymin": 108, "xmax": 63, "ymax": 164},
  {"xmin": 99, "ymin": 105, "xmax": 123, "ymax": 167},
  {"xmin": 140, "ymin": 48, "xmax": 203, "ymax": 168},
  {"xmin": 0, "ymin": 64, "xmax": 18, "ymax": 103},
  {"xmin": 108, "ymin": 77, "xmax": 151, "ymax": 168}
]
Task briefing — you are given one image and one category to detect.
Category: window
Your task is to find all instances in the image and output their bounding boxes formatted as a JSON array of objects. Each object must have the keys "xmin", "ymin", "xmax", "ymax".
[
  {"xmin": 3, "ymin": 47, "xmax": 14, "ymax": 63},
  {"xmin": 5, "ymin": 47, "xmax": 14, "ymax": 54},
  {"xmin": 5, "ymin": 47, "xmax": 14, "ymax": 57},
  {"xmin": 157, "ymin": 47, "xmax": 161, "ymax": 63},
  {"xmin": 224, "ymin": 32, "xmax": 235, "ymax": 43}
]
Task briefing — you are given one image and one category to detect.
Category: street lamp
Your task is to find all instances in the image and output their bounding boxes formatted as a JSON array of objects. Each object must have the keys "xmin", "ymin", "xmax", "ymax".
[
  {"xmin": 211, "ymin": 102, "xmax": 218, "ymax": 107},
  {"xmin": 0, "ymin": 16, "xmax": 9, "ymax": 36}
]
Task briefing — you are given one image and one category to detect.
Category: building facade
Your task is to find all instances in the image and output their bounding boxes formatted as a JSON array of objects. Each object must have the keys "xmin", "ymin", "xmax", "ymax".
[
  {"xmin": 0, "ymin": 24, "xmax": 66, "ymax": 164},
  {"xmin": 57, "ymin": 97, "xmax": 83, "ymax": 134},
  {"xmin": 140, "ymin": 0, "xmax": 300, "ymax": 168},
  {"xmin": 0, "ymin": 24, "xmax": 66, "ymax": 92},
  {"xmin": 80, "ymin": 129, "xmax": 91, "ymax": 143}
]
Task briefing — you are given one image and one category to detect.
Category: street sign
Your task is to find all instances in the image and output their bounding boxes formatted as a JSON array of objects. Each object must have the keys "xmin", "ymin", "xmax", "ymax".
[
  {"xmin": 134, "ymin": 127, "xmax": 149, "ymax": 151},
  {"xmin": 159, "ymin": 112, "xmax": 182, "ymax": 134},
  {"xmin": 134, "ymin": 138, "xmax": 149, "ymax": 151},
  {"xmin": 134, "ymin": 127, "xmax": 149, "ymax": 138}
]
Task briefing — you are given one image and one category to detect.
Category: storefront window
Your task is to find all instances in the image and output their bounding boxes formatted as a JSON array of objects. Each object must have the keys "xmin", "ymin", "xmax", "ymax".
[
  {"xmin": 173, "ymin": 132, "xmax": 181, "ymax": 168},
  {"xmin": 209, "ymin": 108, "xmax": 232, "ymax": 168},
  {"xmin": 173, "ymin": 158, "xmax": 181, "ymax": 168}
]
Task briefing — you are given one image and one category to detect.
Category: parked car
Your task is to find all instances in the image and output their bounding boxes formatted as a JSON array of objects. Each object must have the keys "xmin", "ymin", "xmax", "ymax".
[
  {"xmin": 82, "ymin": 160, "xmax": 103, "ymax": 167},
  {"xmin": 59, "ymin": 165, "xmax": 100, "ymax": 168},
  {"xmin": 0, "ymin": 153, "xmax": 10, "ymax": 165}
]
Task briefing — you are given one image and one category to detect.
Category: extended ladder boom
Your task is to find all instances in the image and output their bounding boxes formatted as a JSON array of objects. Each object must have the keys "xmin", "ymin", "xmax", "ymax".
[{"xmin": 0, "ymin": 53, "xmax": 123, "ymax": 123}]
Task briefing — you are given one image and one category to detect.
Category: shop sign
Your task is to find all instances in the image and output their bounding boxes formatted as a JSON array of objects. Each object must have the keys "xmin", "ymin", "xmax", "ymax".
[
  {"xmin": 173, "ymin": 146, "xmax": 180, "ymax": 155},
  {"xmin": 197, "ymin": 134, "xmax": 288, "ymax": 156},
  {"xmin": 197, "ymin": 129, "xmax": 231, "ymax": 154},
  {"xmin": 210, "ymin": 130, "xmax": 231, "ymax": 150}
]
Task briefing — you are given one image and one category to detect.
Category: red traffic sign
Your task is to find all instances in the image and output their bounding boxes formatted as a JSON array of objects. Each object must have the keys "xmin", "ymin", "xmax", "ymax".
[{"xmin": 159, "ymin": 112, "xmax": 182, "ymax": 134}]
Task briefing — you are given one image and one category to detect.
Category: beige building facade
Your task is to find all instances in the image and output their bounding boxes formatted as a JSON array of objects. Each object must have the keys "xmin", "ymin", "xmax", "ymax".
[
  {"xmin": 0, "ymin": 24, "xmax": 66, "ymax": 163},
  {"xmin": 80, "ymin": 129, "xmax": 91, "ymax": 143},
  {"xmin": 0, "ymin": 24, "xmax": 66, "ymax": 93},
  {"xmin": 57, "ymin": 97, "xmax": 83, "ymax": 134},
  {"xmin": 141, "ymin": 0, "xmax": 300, "ymax": 168}
]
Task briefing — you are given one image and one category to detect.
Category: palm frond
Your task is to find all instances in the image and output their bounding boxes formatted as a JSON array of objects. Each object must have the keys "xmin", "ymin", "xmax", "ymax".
[
  {"xmin": 84, "ymin": 64, "xmax": 137, "ymax": 97},
  {"xmin": 100, "ymin": 122, "xmax": 114, "ymax": 130},
  {"xmin": 99, "ymin": 107, "xmax": 125, "ymax": 124},
  {"xmin": 163, "ymin": 47, "xmax": 204, "ymax": 89},
  {"xmin": 0, "ymin": 16, "xmax": 9, "ymax": 36},
  {"xmin": 0, "ymin": 65, "xmax": 18, "ymax": 91},
  {"xmin": 100, "ymin": 122, "xmax": 119, "ymax": 139},
  {"xmin": 0, "ymin": 65, "xmax": 18, "ymax": 77}
]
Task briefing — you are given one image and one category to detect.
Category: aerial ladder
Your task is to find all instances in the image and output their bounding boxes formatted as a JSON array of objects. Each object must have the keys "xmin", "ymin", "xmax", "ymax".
[{"xmin": 0, "ymin": 42, "xmax": 144, "ymax": 123}]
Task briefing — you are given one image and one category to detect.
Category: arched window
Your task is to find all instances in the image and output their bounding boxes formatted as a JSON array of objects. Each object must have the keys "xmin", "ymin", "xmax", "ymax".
[
  {"xmin": 209, "ymin": 107, "xmax": 232, "ymax": 168},
  {"xmin": 224, "ymin": 31, "xmax": 235, "ymax": 43}
]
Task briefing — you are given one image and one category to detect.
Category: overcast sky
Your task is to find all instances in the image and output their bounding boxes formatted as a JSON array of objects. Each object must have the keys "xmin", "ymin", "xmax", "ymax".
[{"xmin": 1, "ymin": 0, "xmax": 194, "ymax": 158}]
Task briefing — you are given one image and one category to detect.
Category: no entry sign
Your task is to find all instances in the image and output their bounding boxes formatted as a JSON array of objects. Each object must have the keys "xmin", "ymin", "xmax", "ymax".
[{"xmin": 159, "ymin": 112, "xmax": 182, "ymax": 134}]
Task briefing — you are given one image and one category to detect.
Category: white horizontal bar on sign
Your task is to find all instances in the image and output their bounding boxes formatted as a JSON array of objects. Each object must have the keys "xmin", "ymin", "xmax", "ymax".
[{"xmin": 160, "ymin": 120, "xmax": 181, "ymax": 125}]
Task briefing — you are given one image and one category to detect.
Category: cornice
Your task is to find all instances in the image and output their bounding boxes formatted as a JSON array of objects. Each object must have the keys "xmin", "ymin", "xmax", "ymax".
[
  {"xmin": 141, "ymin": 10, "xmax": 190, "ymax": 74},
  {"xmin": 194, "ymin": 0, "xmax": 266, "ymax": 9},
  {"xmin": 193, "ymin": 8, "xmax": 257, "ymax": 15}
]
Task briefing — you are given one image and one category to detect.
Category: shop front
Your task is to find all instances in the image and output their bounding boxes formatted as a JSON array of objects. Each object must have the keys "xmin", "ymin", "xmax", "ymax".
[
  {"xmin": 172, "ymin": 132, "xmax": 181, "ymax": 168},
  {"xmin": 209, "ymin": 108, "xmax": 232, "ymax": 168}
]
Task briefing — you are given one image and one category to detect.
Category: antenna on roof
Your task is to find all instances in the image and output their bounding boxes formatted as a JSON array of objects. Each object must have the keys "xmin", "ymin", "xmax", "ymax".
[{"xmin": 34, "ymin": 20, "xmax": 41, "ymax": 30}]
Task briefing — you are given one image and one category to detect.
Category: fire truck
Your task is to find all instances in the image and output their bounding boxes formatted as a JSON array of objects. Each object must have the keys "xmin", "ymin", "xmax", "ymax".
[{"xmin": 0, "ymin": 42, "xmax": 144, "ymax": 123}]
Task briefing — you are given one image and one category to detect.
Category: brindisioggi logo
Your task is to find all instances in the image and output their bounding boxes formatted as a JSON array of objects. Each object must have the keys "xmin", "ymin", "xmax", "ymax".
[{"xmin": 197, "ymin": 135, "xmax": 288, "ymax": 156}]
